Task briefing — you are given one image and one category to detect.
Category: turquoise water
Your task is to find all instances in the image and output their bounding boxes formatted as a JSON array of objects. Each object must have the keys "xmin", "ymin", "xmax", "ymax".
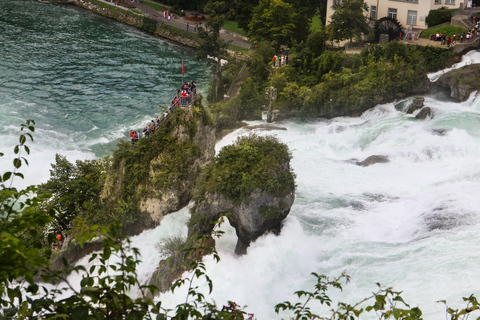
[{"xmin": 0, "ymin": 0, "xmax": 210, "ymax": 185}]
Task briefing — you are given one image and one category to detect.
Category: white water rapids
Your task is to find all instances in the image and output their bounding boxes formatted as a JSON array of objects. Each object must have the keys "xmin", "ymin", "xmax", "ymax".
[{"xmin": 45, "ymin": 91, "xmax": 480, "ymax": 319}]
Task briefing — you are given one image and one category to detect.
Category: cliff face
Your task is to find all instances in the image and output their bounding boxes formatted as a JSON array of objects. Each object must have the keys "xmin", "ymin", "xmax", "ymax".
[
  {"xmin": 101, "ymin": 102, "xmax": 215, "ymax": 233},
  {"xmin": 139, "ymin": 112, "xmax": 216, "ymax": 224},
  {"xmin": 435, "ymin": 64, "xmax": 480, "ymax": 101}
]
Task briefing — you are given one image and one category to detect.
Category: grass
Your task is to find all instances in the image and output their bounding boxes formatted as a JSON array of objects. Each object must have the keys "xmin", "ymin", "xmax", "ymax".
[
  {"xmin": 227, "ymin": 43, "xmax": 251, "ymax": 54},
  {"xmin": 419, "ymin": 26, "xmax": 467, "ymax": 39},
  {"xmin": 142, "ymin": 1, "xmax": 167, "ymax": 12},
  {"xmin": 222, "ymin": 20, "xmax": 247, "ymax": 36}
]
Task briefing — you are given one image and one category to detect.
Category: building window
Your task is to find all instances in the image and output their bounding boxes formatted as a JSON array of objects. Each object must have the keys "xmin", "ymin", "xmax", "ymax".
[
  {"xmin": 434, "ymin": 0, "xmax": 441, "ymax": 4},
  {"xmin": 445, "ymin": 0, "xmax": 455, "ymax": 4},
  {"xmin": 370, "ymin": 5, "xmax": 377, "ymax": 19},
  {"xmin": 388, "ymin": 8, "xmax": 397, "ymax": 19},
  {"xmin": 407, "ymin": 10, "xmax": 417, "ymax": 24},
  {"xmin": 333, "ymin": 0, "xmax": 341, "ymax": 5}
]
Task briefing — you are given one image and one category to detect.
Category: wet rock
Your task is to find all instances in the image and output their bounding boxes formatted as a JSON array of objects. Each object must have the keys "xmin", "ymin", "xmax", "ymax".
[
  {"xmin": 192, "ymin": 189, "xmax": 295, "ymax": 255},
  {"xmin": 431, "ymin": 128, "xmax": 448, "ymax": 136},
  {"xmin": 356, "ymin": 155, "xmax": 390, "ymax": 167},
  {"xmin": 405, "ymin": 97, "xmax": 425, "ymax": 114},
  {"xmin": 423, "ymin": 206, "xmax": 471, "ymax": 232},
  {"xmin": 415, "ymin": 107, "xmax": 433, "ymax": 120},
  {"xmin": 435, "ymin": 64, "xmax": 480, "ymax": 101}
]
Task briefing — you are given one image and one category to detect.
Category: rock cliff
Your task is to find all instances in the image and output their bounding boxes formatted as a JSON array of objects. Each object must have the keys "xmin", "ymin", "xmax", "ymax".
[
  {"xmin": 435, "ymin": 64, "xmax": 480, "ymax": 101},
  {"xmin": 148, "ymin": 134, "xmax": 296, "ymax": 292},
  {"xmin": 101, "ymin": 100, "xmax": 215, "ymax": 234}
]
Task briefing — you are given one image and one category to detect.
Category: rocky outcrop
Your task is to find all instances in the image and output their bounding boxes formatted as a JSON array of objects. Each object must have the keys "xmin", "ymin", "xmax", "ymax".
[
  {"xmin": 101, "ymin": 102, "xmax": 215, "ymax": 233},
  {"xmin": 405, "ymin": 97, "xmax": 425, "ymax": 114},
  {"xmin": 148, "ymin": 135, "xmax": 295, "ymax": 292},
  {"xmin": 191, "ymin": 189, "xmax": 295, "ymax": 255},
  {"xmin": 415, "ymin": 107, "xmax": 433, "ymax": 120},
  {"xmin": 139, "ymin": 114, "xmax": 215, "ymax": 224},
  {"xmin": 435, "ymin": 64, "xmax": 480, "ymax": 101}
]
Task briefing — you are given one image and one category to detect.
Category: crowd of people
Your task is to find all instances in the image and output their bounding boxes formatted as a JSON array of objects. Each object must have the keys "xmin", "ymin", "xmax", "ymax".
[
  {"xmin": 430, "ymin": 22, "xmax": 480, "ymax": 47},
  {"xmin": 128, "ymin": 80, "xmax": 197, "ymax": 145},
  {"xmin": 272, "ymin": 54, "xmax": 288, "ymax": 67}
]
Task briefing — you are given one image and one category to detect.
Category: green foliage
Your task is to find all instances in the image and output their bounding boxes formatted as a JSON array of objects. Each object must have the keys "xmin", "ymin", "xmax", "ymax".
[
  {"xmin": 195, "ymin": 134, "xmax": 295, "ymax": 204},
  {"xmin": 197, "ymin": 1, "xmax": 228, "ymax": 103},
  {"xmin": 196, "ymin": 1, "xmax": 228, "ymax": 61},
  {"xmin": 276, "ymin": 272, "xmax": 425, "ymax": 320},
  {"xmin": 141, "ymin": 16, "xmax": 157, "ymax": 33},
  {"xmin": 280, "ymin": 42, "xmax": 452, "ymax": 117},
  {"xmin": 232, "ymin": 0, "xmax": 260, "ymax": 33},
  {"xmin": 155, "ymin": 234, "xmax": 187, "ymax": 258},
  {"xmin": 419, "ymin": 25, "xmax": 467, "ymax": 39},
  {"xmin": 222, "ymin": 20, "xmax": 247, "ymax": 36},
  {"xmin": 259, "ymin": 202, "xmax": 288, "ymax": 220},
  {"xmin": 248, "ymin": 0, "xmax": 297, "ymax": 51},
  {"xmin": 326, "ymin": 0, "xmax": 370, "ymax": 43},
  {"xmin": 150, "ymin": 140, "xmax": 202, "ymax": 190},
  {"xmin": 38, "ymin": 154, "xmax": 108, "ymax": 230},
  {"xmin": 248, "ymin": 41, "xmax": 275, "ymax": 88},
  {"xmin": 425, "ymin": 7, "xmax": 457, "ymax": 28}
]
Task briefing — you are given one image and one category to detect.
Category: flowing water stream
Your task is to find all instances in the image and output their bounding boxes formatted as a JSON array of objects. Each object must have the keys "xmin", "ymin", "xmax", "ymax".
[{"xmin": 2, "ymin": 1, "xmax": 480, "ymax": 319}]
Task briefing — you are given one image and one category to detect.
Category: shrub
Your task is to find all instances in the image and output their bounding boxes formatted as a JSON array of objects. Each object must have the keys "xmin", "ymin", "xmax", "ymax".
[
  {"xmin": 196, "ymin": 134, "xmax": 295, "ymax": 204},
  {"xmin": 155, "ymin": 234, "xmax": 186, "ymax": 258},
  {"xmin": 425, "ymin": 7, "xmax": 457, "ymax": 27}
]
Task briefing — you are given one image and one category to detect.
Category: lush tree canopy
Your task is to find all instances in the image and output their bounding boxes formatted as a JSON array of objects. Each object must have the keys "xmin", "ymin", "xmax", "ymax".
[
  {"xmin": 326, "ymin": 0, "xmax": 370, "ymax": 43},
  {"xmin": 248, "ymin": 0, "xmax": 297, "ymax": 52}
]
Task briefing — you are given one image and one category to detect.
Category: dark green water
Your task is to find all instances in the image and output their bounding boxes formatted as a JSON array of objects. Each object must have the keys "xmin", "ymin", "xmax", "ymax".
[{"xmin": 0, "ymin": 0, "xmax": 210, "ymax": 184}]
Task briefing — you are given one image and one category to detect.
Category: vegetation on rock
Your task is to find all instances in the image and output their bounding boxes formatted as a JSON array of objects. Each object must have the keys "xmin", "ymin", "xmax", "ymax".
[{"xmin": 193, "ymin": 134, "xmax": 295, "ymax": 205}]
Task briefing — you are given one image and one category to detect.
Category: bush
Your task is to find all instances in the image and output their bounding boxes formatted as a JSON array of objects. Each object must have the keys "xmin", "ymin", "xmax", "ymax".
[
  {"xmin": 426, "ymin": 7, "xmax": 457, "ymax": 27},
  {"xmin": 155, "ymin": 234, "xmax": 186, "ymax": 258},
  {"xmin": 196, "ymin": 134, "xmax": 295, "ymax": 204}
]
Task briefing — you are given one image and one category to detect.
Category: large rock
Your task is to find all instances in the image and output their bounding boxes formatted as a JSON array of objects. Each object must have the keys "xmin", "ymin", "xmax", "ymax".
[
  {"xmin": 191, "ymin": 189, "xmax": 295, "ymax": 255},
  {"xmin": 356, "ymin": 155, "xmax": 390, "ymax": 167},
  {"xmin": 100, "ymin": 103, "xmax": 216, "ymax": 233},
  {"xmin": 435, "ymin": 64, "xmax": 480, "ymax": 101},
  {"xmin": 415, "ymin": 107, "xmax": 433, "ymax": 120},
  {"xmin": 405, "ymin": 96, "xmax": 425, "ymax": 114}
]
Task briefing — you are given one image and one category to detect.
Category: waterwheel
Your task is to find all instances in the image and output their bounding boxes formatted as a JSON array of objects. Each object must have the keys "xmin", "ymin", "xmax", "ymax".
[{"xmin": 374, "ymin": 17, "xmax": 403, "ymax": 43}]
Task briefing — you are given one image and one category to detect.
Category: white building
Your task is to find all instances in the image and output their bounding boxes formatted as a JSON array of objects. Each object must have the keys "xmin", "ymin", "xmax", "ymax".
[{"xmin": 325, "ymin": 0, "xmax": 472, "ymax": 30}]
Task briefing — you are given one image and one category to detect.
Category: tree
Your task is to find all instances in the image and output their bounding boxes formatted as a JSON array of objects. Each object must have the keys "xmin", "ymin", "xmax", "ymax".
[
  {"xmin": 197, "ymin": 1, "xmax": 229, "ymax": 102},
  {"xmin": 248, "ymin": 0, "xmax": 297, "ymax": 52},
  {"xmin": 326, "ymin": 0, "xmax": 370, "ymax": 43},
  {"xmin": 233, "ymin": 0, "xmax": 260, "ymax": 33},
  {"xmin": 37, "ymin": 154, "xmax": 107, "ymax": 230}
]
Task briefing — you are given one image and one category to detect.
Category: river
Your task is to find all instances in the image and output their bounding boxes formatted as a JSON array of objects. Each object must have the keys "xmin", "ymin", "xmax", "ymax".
[{"xmin": 2, "ymin": 0, "xmax": 480, "ymax": 319}]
